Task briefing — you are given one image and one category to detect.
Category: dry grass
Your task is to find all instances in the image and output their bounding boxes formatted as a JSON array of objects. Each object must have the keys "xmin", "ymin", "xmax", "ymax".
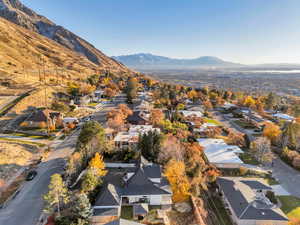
[
  {"xmin": 0, "ymin": 17, "xmax": 130, "ymax": 87},
  {"xmin": 167, "ymin": 210, "xmax": 197, "ymax": 225},
  {"xmin": 0, "ymin": 141, "xmax": 39, "ymax": 181}
]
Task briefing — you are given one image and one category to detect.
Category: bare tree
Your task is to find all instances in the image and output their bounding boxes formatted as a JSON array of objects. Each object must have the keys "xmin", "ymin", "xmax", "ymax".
[{"xmin": 251, "ymin": 137, "xmax": 273, "ymax": 165}]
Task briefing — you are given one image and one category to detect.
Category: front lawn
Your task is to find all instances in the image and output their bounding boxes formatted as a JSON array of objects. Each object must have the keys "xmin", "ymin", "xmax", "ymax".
[
  {"xmin": 232, "ymin": 119, "xmax": 255, "ymax": 129},
  {"xmin": 278, "ymin": 196, "xmax": 300, "ymax": 221},
  {"xmin": 121, "ymin": 206, "xmax": 133, "ymax": 220},
  {"xmin": 239, "ymin": 151, "xmax": 260, "ymax": 165},
  {"xmin": 203, "ymin": 118, "xmax": 222, "ymax": 126}
]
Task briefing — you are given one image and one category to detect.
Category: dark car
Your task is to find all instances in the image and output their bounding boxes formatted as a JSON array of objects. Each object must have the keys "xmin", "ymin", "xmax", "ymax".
[{"xmin": 26, "ymin": 170, "xmax": 37, "ymax": 181}]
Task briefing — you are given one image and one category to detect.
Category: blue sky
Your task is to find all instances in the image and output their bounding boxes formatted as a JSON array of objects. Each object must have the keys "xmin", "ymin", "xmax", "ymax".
[{"xmin": 22, "ymin": 0, "xmax": 300, "ymax": 64}]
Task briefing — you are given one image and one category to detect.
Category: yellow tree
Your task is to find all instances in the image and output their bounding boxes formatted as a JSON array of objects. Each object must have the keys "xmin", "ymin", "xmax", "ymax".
[
  {"xmin": 164, "ymin": 159, "xmax": 190, "ymax": 202},
  {"xmin": 243, "ymin": 96, "xmax": 256, "ymax": 108},
  {"xmin": 187, "ymin": 89, "xmax": 198, "ymax": 100},
  {"xmin": 263, "ymin": 122, "xmax": 281, "ymax": 144},
  {"xmin": 89, "ymin": 152, "xmax": 107, "ymax": 177}
]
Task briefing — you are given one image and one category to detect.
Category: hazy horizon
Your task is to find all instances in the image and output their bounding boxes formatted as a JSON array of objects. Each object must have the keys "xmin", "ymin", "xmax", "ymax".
[{"xmin": 22, "ymin": 0, "xmax": 300, "ymax": 65}]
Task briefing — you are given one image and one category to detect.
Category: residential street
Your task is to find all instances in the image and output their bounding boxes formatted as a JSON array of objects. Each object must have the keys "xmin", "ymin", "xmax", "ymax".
[
  {"xmin": 0, "ymin": 98, "xmax": 118, "ymax": 225},
  {"xmin": 269, "ymin": 156, "xmax": 300, "ymax": 198},
  {"xmin": 213, "ymin": 110, "xmax": 300, "ymax": 198}
]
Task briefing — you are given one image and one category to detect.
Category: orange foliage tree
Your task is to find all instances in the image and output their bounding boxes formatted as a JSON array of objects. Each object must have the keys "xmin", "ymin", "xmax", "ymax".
[
  {"xmin": 150, "ymin": 109, "xmax": 165, "ymax": 126},
  {"xmin": 165, "ymin": 159, "xmax": 190, "ymax": 203},
  {"xmin": 263, "ymin": 122, "xmax": 281, "ymax": 144}
]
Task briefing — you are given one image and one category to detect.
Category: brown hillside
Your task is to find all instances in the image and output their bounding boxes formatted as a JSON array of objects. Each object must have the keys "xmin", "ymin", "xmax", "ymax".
[{"xmin": 0, "ymin": 17, "xmax": 131, "ymax": 86}]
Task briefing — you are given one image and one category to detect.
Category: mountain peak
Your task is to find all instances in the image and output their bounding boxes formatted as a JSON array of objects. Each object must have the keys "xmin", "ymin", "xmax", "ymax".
[
  {"xmin": 113, "ymin": 53, "xmax": 240, "ymax": 69},
  {"xmin": 0, "ymin": 0, "xmax": 129, "ymax": 72}
]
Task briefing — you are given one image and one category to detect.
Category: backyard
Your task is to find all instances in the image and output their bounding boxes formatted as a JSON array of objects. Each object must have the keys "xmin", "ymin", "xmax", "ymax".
[{"xmin": 278, "ymin": 196, "xmax": 300, "ymax": 223}]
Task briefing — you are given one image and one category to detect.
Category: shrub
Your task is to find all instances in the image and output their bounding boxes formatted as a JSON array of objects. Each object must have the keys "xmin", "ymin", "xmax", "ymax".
[{"xmin": 292, "ymin": 156, "xmax": 300, "ymax": 169}]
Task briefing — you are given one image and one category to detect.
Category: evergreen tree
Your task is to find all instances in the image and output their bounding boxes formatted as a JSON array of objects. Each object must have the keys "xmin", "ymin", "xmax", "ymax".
[
  {"xmin": 44, "ymin": 174, "xmax": 69, "ymax": 216},
  {"xmin": 72, "ymin": 193, "xmax": 93, "ymax": 220},
  {"xmin": 138, "ymin": 131, "xmax": 162, "ymax": 162}
]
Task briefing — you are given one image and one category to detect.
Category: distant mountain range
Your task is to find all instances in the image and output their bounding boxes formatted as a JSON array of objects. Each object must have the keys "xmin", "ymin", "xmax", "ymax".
[{"xmin": 112, "ymin": 53, "xmax": 243, "ymax": 69}]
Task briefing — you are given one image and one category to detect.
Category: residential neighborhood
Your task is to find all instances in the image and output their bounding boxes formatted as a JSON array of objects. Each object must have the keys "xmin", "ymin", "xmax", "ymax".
[{"xmin": 0, "ymin": 1, "xmax": 300, "ymax": 225}]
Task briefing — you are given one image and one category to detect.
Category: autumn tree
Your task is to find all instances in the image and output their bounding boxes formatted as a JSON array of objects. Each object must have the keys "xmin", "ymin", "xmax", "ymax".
[
  {"xmin": 251, "ymin": 137, "xmax": 273, "ymax": 164},
  {"xmin": 81, "ymin": 169, "xmax": 99, "ymax": 194},
  {"xmin": 263, "ymin": 122, "xmax": 281, "ymax": 145},
  {"xmin": 265, "ymin": 92, "xmax": 278, "ymax": 110},
  {"xmin": 158, "ymin": 134, "xmax": 183, "ymax": 163},
  {"xmin": 89, "ymin": 152, "xmax": 107, "ymax": 177},
  {"xmin": 79, "ymin": 83, "xmax": 96, "ymax": 95},
  {"xmin": 126, "ymin": 77, "xmax": 138, "ymax": 103},
  {"xmin": 243, "ymin": 96, "xmax": 256, "ymax": 108},
  {"xmin": 104, "ymin": 87, "xmax": 116, "ymax": 98},
  {"xmin": 44, "ymin": 174, "xmax": 69, "ymax": 215},
  {"xmin": 165, "ymin": 159, "xmax": 190, "ymax": 202},
  {"xmin": 150, "ymin": 109, "xmax": 165, "ymax": 126}
]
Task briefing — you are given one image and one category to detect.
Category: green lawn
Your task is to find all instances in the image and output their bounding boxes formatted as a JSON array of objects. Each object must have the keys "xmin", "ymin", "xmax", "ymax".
[
  {"xmin": 239, "ymin": 151, "xmax": 260, "ymax": 165},
  {"xmin": 232, "ymin": 120, "xmax": 255, "ymax": 129},
  {"xmin": 203, "ymin": 118, "xmax": 222, "ymax": 126},
  {"xmin": 121, "ymin": 206, "xmax": 133, "ymax": 220},
  {"xmin": 88, "ymin": 102, "xmax": 98, "ymax": 107},
  {"xmin": 278, "ymin": 196, "xmax": 300, "ymax": 220},
  {"xmin": 265, "ymin": 176, "xmax": 280, "ymax": 185}
]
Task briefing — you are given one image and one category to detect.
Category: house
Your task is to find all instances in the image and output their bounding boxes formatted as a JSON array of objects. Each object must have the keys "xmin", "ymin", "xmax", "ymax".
[
  {"xmin": 103, "ymin": 219, "xmax": 144, "ymax": 225},
  {"xmin": 273, "ymin": 113, "xmax": 294, "ymax": 122},
  {"xmin": 63, "ymin": 117, "xmax": 79, "ymax": 127},
  {"xmin": 23, "ymin": 109, "xmax": 63, "ymax": 128},
  {"xmin": 114, "ymin": 125, "xmax": 160, "ymax": 150},
  {"xmin": 197, "ymin": 138, "xmax": 244, "ymax": 168},
  {"xmin": 92, "ymin": 159, "xmax": 172, "ymax": 224},
  {"xmin": 93, "ymin": 90, "xmax": 105, "ymax": 102},
  {"xmin": 217, "ymin": 177, "xmax": 288, "ymax": 225},
  {"xmin": 193, "ymin": 122, "xmax": 220, "ymax": 134},
  {"xmin": 179, "ymin": 110, "xmax": 203, "ymax": 118},
  {"xmin": 127, "ymin": 111, "xmax": 150, "ymax": 125},
  {"xmin": 135, "ymin": 100, "xmax": 152, "ymax": 111}
]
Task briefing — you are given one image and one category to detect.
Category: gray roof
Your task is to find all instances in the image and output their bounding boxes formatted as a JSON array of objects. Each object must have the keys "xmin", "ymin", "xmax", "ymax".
[
  {"xmin": 217, "ymin": 177, "xmax": 288, "ymax": 221},
  {"xmin": 94, "ymin": 184, "xmax": 122, "ymax": 206},
  {"xmin": 93, "ymin": 208, "xmax": 119, "ymax": 216},
  {"xmin": 241, "ymin": 180, "xmax": 272, "ymax": 191},
  {"xmin": 122, "ymin": 166, "xmax": 170, "ymax": 196},
  {"xmin": 104, "ymin": 219, "xmax": 144, "ymax": 225},
  {"xmin": 143, "ymin": 164, "xmax": 161, "ymax": 179},
  {"xmin": 133, "ymin": 204, "xmax": 149, "ymax": 216}
]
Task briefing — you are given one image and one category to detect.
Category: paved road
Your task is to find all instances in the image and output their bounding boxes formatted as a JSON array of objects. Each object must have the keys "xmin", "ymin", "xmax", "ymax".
[
  {"xmin": 213, "ymin": 111, "xmax": 300, "ymax": 198},
  {"xmin": 267, "ymin": 156, "xmax": 300, "ymax": 198},
  {"xmin": 0, "ymin": 97, "xmax": 119, "ymax": 225},
  {"xmin": 0, "ymin": 129, "xmax": 79, "ymax": 225}
]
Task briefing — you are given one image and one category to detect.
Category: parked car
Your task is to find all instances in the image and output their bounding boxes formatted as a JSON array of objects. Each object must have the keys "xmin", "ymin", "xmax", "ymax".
[{"xmin": 26, "ymin": 170, "xmax": 37, "ymax": 181}]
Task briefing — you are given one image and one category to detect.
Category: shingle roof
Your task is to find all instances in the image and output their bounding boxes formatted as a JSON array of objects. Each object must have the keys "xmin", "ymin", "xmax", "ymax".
[
  {"xmin": 93, "ymin": 208, "xmax": 119, "ymax": 216},
  {"xmin": 217, "ymin": 177, "xmax": 288, "ymax": 221},
  {"xmin": 122, "ymin": 166, "xmax": 170, "ymax": 196},
  {"xmin": 143, "ymin": 164, "xmax": 161, "ymax": 179},
  {"xmin": 240, "ymin": 180, "xmax": 272, "ymax": 191},
  {"xmin": 104, "ymin": 219, "xmax": 144, "ymax": 225},
  {"xmin": 133, "ymin": 204, "xmax": 149, "ymax": 216},
  {"xmin": 94, "ymin": 184, "xmax": 122, "ymax": 206}
]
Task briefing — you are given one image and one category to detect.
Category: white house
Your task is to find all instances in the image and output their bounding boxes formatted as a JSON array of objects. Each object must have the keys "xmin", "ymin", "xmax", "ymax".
[
  {"xmin": 197, "ymin": 138, "xmax": 244, "ymax": 168},
  {"xmin": 179, "ymin": 110, "xmax": 203, "ymax": 118},
  {"xmin": 92, "ymin": 160, "xmax": 172, "ymax": 224},
  {"xmin": 273, "ymin": 113, "xmax": 294, "ymax": 122},
  {"xmin": 217, "ymin": 177, "xmax": 288, "ymax": 225},
  {"xmin": 114, "ymin": 126, "xmax": 160, "ymax": 150}
]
